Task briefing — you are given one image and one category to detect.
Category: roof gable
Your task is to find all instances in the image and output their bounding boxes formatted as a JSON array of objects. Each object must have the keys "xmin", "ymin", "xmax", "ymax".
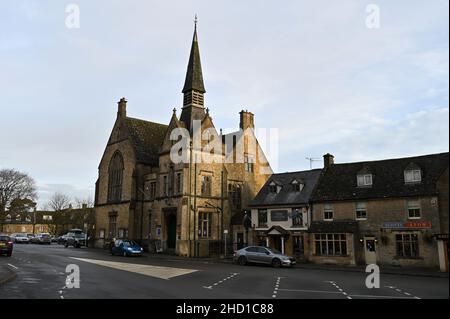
[{"xmin": 124, "ymin": 117, "xmax": 168, "ymax": 166}]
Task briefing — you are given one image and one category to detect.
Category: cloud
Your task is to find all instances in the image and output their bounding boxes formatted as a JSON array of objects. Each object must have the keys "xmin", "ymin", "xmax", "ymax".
[{"xmin": 0, "ymin": 0, "xmax": 448, "ymax": 206}]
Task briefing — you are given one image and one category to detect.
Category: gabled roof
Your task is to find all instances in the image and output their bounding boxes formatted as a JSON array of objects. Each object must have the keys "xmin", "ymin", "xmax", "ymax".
[
  {"xmin": 312, "ymin": 152, "xmax": 449, "ymax": 202},
  {"xmin": 250, "ymin": 169, "xmax": 322, "ymax": 207},
  {"xmin": 124, "ymin": 117, "xmax": 168, "ymax": 166}
]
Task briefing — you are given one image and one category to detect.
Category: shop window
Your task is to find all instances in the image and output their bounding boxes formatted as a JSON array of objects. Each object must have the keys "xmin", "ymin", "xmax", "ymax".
[
  {"xmin": 314, "ymin": 233, "xmax": 347, "ymax": 256},
  {"xmin": 396, "ymin": 233, "xmax": 419, "ymax": 258}
]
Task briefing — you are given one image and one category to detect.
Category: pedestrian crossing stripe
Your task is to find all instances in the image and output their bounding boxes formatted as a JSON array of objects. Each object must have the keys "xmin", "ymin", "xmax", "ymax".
[{"xmin": 70, "ymin": 257, "xmax": 198, "ymax": 280}]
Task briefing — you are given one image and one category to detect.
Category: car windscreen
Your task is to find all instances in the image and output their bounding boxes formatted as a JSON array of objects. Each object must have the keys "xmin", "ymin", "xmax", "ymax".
[
  {"xmin": 74, "ymin": 233, "xmax": 85, "ymax": 238},
  {"xmin": 0, "ymin": 236, "xmax": 10, "ymax": 241},
  {"xmin": 41, "ymin": 234, "xmax": 50, "ymax": 238},
  {"xmin": 122, "ymin": 240, "xmax": 137, "ymax": 247}
]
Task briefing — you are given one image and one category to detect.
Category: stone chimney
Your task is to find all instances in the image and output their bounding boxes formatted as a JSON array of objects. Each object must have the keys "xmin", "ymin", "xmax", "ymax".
[
  {"xmin": 117, "ymin": 97, "xmax": 127, "ymax": 118},
  {"xmin": 323, "ymin": 153, "xmax": 335, "ymax": 168},
  {"xmin": 239, "ymin": 110, "xmax": 254, "ymax": 130}
]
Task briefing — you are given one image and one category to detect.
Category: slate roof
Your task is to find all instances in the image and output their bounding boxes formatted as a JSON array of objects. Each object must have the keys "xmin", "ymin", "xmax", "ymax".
[
  {"xmin": 182, "ymin": 28, "xmax": 205, "ymax": 94},
  {"xmin": 250, "ymin": 169, "xmax": 322, "ymax": 207},
  {"xmin": 309, "ymin": 220, "xmax": 359, "ymax": 233},
  {"xmin": 312, "ymin": 152, "xmax": 449, "ymax": 202},
  {"xmin": 124, "ymin": 117, "xmax": 168, "ymax": 166}
]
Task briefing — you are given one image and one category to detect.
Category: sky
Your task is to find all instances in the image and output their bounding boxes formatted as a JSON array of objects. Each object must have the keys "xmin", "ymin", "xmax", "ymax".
[{"xmin": 0, "ymin": 0, "xmax": 448, "ymax": 209}]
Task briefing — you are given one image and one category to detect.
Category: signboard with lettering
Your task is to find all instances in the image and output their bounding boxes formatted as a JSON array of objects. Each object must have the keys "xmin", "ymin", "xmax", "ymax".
[
  {"xmin": 271, "ymin": 210, "xmax": 288, "ymax": 222},
  {"xmin": 382, "ymin": 221, "xmax": 432, "ymax": 229}
]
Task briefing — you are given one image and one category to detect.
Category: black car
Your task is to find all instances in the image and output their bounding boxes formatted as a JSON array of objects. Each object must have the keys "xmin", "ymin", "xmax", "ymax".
[
  {"xmin": 64, "ymin": 232, "xmax": 86, "ymax": 248},
  {"xmin": 0, "ymin": 234, "xmax": 13, "ymax": 257}
]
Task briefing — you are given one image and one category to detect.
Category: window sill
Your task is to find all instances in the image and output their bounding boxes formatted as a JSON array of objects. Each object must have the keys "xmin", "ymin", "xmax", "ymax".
[{"xmin": 323, "ymin": 219, "xmax": 334, "ymax": 222}]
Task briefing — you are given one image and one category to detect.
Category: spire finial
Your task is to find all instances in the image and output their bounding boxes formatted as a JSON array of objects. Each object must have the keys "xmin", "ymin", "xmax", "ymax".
[
  {"xmin": 194, "ymin": 14, "xmax": 198, "ymax": 30},
  {"xmin": 173, "ymin": 107, "xmax": 177, "ymax": 114}
]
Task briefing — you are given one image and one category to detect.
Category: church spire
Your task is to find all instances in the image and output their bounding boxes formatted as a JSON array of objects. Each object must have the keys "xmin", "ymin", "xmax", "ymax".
[
  {"xmin": 182, "ymin": 15, "xmax": 206, "ymax": 106},
  {"xmin": 180, "ymin": 17, "xmax": 207, "ymax": 132}
]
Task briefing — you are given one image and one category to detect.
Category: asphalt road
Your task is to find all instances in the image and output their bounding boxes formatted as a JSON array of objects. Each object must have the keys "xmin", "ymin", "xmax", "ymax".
[{"xmin": 0, "ymin": 244, "xmax": 448, "ymax": 299}]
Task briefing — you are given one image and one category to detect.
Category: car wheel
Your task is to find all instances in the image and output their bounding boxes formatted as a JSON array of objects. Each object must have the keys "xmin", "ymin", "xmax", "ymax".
[
  {"xmin": 123, "ymin": 251, "xmax": 127, "ymax": 257},
  {"xmin": 238, "ymin": 256, "xmax": 247, "ymax": 266},
  {"xmin": 272, "ymin": 258, "xmax": 281, "ymax": 268},
  {"xmin": 64, "ymin": 243, "xmax": 69, "ymax": 248}
]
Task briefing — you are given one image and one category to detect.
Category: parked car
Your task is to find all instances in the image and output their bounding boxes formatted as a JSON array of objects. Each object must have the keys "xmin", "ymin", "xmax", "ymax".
[
  {"xmin": 27, "ymin": 233, "xmax": 35, "ymax": 241},
  {"xmin": 50, "ymin": 235, "xmax": 58, "ymax": 243},
  {"xmin": 58, "ymin": 234, "xmax": 69, "ymax": 245},
  {"xmin": 111, "ymin": 239, "xmax": 143, "ymax": 257},
  {"xmin": 31, "ymin": 233, "xmax": 51, "ymax": 245},
  {"xmin": 0, "ymin": 234, "xmax": 13, "ymax": 257},
  {"xmin": 12, "ymin": 233, "xmax": 30, "ymax": 244},
  {"xmin": 233, "ymin": 246, "xmax": 296, "ymax": 268},
  {"xmin": 64, "ymin": 232, "xmax": 87, "ymax": 248}
]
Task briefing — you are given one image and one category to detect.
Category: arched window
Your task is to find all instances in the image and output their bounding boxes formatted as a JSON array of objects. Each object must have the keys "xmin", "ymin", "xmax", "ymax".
[{"xmin": 108, "ymin": 152, "xmax": 124, "ymax": 203}]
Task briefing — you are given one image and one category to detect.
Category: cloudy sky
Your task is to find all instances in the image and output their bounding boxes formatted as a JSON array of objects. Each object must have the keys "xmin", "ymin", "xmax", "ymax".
[{"xmin": 0, "ymin": 0, "xmax": 448, "ymax": 208}]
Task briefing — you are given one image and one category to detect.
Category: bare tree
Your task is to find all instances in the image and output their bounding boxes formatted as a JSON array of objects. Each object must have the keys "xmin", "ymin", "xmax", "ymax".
[
  {"xmin": 48, "ymin": 192, "xmax": 72, "ymax": 235},
  {"xmin": 0, "ymin": 169, "xmax": 37, "ymax": 231},
  {"xmin": 47, "ymin": 192, "xmax": 71, "ymax": 212},
  {"xmin": 74, "ymin": 196, "xmax": 94, "ymax": 209}
]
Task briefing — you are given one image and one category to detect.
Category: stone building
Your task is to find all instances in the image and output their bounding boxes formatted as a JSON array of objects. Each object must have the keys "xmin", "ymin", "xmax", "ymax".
[
  {"xmin": 241, "ymin": 170, "xmax": 321, "ymax": 261},
  {"xmin": 94, "ymin": 23, "xmax": 272, "ymax": 256},
  {"xmin": 310, "ymin": 152, "xmax": 449, "ymax": 269}
]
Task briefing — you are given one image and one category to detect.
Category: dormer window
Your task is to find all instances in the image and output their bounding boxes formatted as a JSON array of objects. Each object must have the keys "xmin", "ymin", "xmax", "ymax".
[
  {"xmin": 404, "ymin": 163, "xmax": 422, "ymax": 184},
  {"xmin": 357, "ymin": 174, "xmax": 373, "ymax": 187},
  {"xmin": 269, "ymin": 181, "xmax": 281, "ymax": 194},
  {"xmin": 292, "ymin": 180, "xmax": 304, "ymax": 192}
]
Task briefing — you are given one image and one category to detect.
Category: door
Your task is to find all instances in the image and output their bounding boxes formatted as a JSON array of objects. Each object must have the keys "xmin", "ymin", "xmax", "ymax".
[
  {"xmin": 273, "ymin": 237, "xmax": 282, "ymax": 252},
  {"xmin": 237, "ymin": 233, "xmax": 244, "ymax": 250},
  {"xmin": 364, "ymin": 237, "xmax": 377, "ymax": 264},
  {"xmin": 167, "ymin": 214, "xmax": 177, "ymax": 249}
]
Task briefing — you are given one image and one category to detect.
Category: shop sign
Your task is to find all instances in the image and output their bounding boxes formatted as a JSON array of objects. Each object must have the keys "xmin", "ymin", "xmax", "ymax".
[{"xmin": 382, "ymin": 221, "xmax": 432, "ymax": 229}]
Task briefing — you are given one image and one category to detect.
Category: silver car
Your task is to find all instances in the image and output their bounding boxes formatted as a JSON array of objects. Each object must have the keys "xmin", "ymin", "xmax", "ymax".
[
  {"xmin": 12, "ymin": 233, "xmax": 30, "ymax": 244},
  {"xmin": 233, "ymin": 246, "xmax": 296, "ymax": 268}
]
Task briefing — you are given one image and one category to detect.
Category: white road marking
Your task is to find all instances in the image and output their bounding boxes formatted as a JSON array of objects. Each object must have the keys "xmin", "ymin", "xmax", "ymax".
[
  {"xmin": 272, "ymin": 277, "xmax": 281, "ymax": 298},
  {"xmin": 348, "ymin": 294, "xmax": 415, "ymax": 299},
  {"xmin": 70, "ymin": 257, "xmax": 198, "ymax": 280},
  {"xmin": 203, "ymin": 273, "xmax": 239, "ymax": 289},
  {"xmin": 7, "ymin": 263, "xmax": 18, "ymax": 270},
  {"xmin": 385, "ymin": 285, "xmax": 421, "ymax": 299}
]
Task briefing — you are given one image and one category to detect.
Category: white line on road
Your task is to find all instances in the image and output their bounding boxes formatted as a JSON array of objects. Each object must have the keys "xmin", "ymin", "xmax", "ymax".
[
  {"xmin": 203, "ymin": 273, "xmax": 239, "ymax": 290},
  {"xmin": 7, "ymin": 263, "xmax": 18, "ymax": 270},
  {"xmin": 385, "ymin": 286, "xmax": 421, "ymax": 299},
  {"xmin": 272, "ymin": 277, "xmax": 281, "ymax": 298},
  {"xmin": 278, "ymin": 288, "xmax": 343, "ymax": 294}
]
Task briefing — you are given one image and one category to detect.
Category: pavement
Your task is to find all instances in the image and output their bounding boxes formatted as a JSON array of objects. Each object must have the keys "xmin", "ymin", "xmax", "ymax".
[{"xmin": 0, "ymin": 243, "xmax": 448, "ymax": 299}]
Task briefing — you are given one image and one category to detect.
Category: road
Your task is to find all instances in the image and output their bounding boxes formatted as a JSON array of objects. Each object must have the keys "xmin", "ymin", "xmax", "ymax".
[{"xmin": 0, "ymin": 244, "xmax": 448, "ymax": 299}]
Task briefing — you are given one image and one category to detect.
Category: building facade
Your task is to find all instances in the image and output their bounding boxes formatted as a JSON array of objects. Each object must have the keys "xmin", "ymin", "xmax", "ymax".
[
  {"xmin": 241, "ymin": 170, "xmax": 321, "ymax": 261},
  {"xmin": 310, "ymin": 152, "xmax": 449, "ymax": 269},
  {"xmin": 94, "ymin": 24, "xmax": 272, "ymax": 256}
]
